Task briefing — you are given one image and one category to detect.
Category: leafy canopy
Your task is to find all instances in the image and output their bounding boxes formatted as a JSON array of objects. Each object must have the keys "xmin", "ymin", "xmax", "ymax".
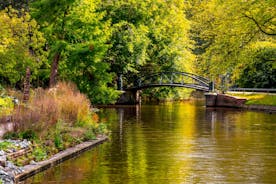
[{"xmin": 0, "ymin": 7, "xmax": 47, "ymax": 85}]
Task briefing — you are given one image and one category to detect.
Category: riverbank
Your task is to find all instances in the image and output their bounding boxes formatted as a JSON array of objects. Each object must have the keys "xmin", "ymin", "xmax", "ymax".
[
  {"xmin": 205, "ymin": 93, "xmax": 276, "ymax": 113},
  {"xmin": 226, "ymin": 92, "xmax": 276, "ymax": 106},
  {"xmin": 0, "ymin": 136, "xmax": 108, "ymax": 184},
  {"xmin": 227, "ymin": 92, "xmax": 276, "ymax": 113},
  {"xmin": 0, "ymin": 82, "xmax": 110, "ymax": 183},
  {"xmin": 15, "ymin": 136, "xmax": 107, "ymax": 183}
]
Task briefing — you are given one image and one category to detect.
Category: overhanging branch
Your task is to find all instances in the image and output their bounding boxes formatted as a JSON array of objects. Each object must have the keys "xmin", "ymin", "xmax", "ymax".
[{"xmin": 243, "ymin": 13, "xmax": 276, "ymax": 36}]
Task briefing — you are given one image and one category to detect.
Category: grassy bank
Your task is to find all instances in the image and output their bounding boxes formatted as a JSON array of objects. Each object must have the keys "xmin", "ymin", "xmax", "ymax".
[{"xmin": 227, "ymin": 92, "xmax": 276, "ymax": 106}]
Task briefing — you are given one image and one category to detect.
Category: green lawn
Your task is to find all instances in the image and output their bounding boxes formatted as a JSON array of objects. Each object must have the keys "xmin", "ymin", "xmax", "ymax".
[{"xmin": 227, "ymin": 93, "xmax": 276, "ymax": 106}]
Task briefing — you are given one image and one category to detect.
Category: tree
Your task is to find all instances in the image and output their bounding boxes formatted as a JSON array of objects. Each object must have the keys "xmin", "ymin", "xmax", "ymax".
[
  {"xmin": 0, "ymin": 0, "xmax": 32, "ymax": 11},
  {"xmin": 236, "ymin": 42, "xmax": 276, "ymax": 88},
  {"xmin": 31, "ymin": 0, "xmax": 75, "ymax": 87},
  {"xmin": 101, "ymin": 0, "xmax": 193, "ymax": 98},
  {"xmin": 189, "ymin": 0, "xmax": 276, "ymax": 88},
  {"xmin": 31, "ymin": 0, "xmax": 119, "ymax": 104},
  {"xmin": 0, "ymin": 7, "xmax": 47, "ymax": 87}
]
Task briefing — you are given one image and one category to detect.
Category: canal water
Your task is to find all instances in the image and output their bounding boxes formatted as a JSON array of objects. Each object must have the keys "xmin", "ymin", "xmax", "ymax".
[{"xmin": 25, "ymin": 102, "xmax": 276, "ymax": 184}]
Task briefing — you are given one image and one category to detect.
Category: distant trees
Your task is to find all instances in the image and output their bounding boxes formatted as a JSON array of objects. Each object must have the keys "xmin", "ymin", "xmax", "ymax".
[
  {"xmin": 0, "ymin": 0, "xmax": 275, "ymax": 104},
  {"xmin": 189, "ymin": 0, "xmax": 276, "ymax": 88},
  {"xmin": 101, "ymin": 0, "xmax": 193, "ymax": 98}
]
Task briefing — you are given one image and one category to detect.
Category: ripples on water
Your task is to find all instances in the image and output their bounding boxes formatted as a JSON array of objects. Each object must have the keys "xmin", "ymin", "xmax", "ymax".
[{"xmin": 24, "ymin": 102, "xmax": 276, "ymax": 184}]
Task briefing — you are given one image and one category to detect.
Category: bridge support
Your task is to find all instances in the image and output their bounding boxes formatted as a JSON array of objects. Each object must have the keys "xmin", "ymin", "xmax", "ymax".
[{"xmin": 116, "ymin": 90, "xmax": 141, "ymax": 105}]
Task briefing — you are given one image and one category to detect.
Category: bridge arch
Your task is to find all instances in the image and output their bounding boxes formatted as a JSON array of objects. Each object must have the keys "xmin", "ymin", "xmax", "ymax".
[{"xmin": 121, "ymin": 71, "xmax": 214, "ymax": 92}]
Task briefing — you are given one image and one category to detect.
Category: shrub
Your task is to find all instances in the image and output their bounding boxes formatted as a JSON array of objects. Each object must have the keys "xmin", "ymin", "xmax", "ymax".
[
  {"xmin": 3, "ymin": 132, "xmax": 19, "ymax": 139},
  {"xmin": 83, "ymin": 128, "xmax": 96, "ymax": 141},
  {"xmin": 33, "ymin": 145, "xmax": 47, "ymax": 161},
  {"xmin": 0, "ymin": 96, "xmax": 14, "ymax": 116},
  {"xmin": 0, "ymin": 141, "xmax": 13, "ymax": 150},
  {"xmin": 20, "ymin": 129, "xmax": 37, "ymax": 140}
]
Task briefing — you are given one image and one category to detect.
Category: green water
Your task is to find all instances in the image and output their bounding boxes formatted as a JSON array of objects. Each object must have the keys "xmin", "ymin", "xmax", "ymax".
[{"xmin": 24, "ymin": 102, "xmax": 276, "ymax": 184}]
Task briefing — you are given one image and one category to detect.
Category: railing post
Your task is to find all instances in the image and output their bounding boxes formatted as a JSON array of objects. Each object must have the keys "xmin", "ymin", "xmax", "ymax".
[{"xmin": 209, "ymin": 81, "xmax": 215, "ymax": 92}]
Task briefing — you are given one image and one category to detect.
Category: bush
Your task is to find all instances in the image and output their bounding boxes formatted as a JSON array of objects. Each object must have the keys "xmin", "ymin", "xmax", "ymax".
[
  {"xmin": 3, "ymin": 132, "xmax": 19, "ymax": 139},
  {"xmin": 83, "ymin": 128, "xmax": 96, "ymax": 140},
  {"xmin": 95, "ymin": 123, "xmax": 108, "ymax": 134},
  {"xmin": 20, "ymin": 129, "xmax": 37, "ymax": 140},
  {"xmin": 33, "ymin": 145, "xmax": 47, "ymax": 161},
  {"xmin": 0, "ymin": 96, "xmax": 14, "ymax": 116}
]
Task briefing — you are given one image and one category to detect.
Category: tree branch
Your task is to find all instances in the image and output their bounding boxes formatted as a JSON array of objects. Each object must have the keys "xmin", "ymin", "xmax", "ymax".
[{"xmin": 243, "ymin": 13, "xmax": 276, "ymax": 36}]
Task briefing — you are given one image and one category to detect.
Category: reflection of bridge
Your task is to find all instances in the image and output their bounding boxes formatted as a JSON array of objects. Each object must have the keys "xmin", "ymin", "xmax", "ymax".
[
  {"xmin": 116, "ymin": 71, "xmax": 214, "ymax": 104},
  {"xmin": 119, "ymin": 71, "xmax": 214, "ymax": 92}
]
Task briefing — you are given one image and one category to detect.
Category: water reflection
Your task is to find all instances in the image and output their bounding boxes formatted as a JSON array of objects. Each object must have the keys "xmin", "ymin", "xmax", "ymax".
[{"xmin": 24, "ymin": 102, "xmax": 276, "ymax": 184}]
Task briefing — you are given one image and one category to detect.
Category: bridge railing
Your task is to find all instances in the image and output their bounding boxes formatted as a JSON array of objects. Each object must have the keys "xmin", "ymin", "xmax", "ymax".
[
  {"xmin": 138, "ymin": 72, "xmax": 210, "ymax": 85},
  {"xmin": 125, "ymin": 71, "xmax": 213, "ymax": 91}
]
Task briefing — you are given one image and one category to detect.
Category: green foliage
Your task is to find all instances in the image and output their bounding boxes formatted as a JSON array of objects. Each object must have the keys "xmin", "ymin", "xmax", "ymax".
[
  {"xmin": 100, "ymin": 0, "xmax": 193, "ymax": 100},
  {"xmin": 3, "ymin": 130, "xmax": 37, "ymax": 140},
  {"xmin": 33, "ymin": 145, "xmax": 47, "ymax": 161},
  {"xmin": 0, "ymin": 96, "xmax": 14, "ymax": 116},
  {"xmin": 245, "ymin": 95, "xmax": 276, "ymax": 106},
  {"xmin": 83, "ymin": 128, "xmax": 96, "ymax": 140},
  {"xmin": 0, "ymin": 7, "xmax": 48, "ymax": 86},
  {"xmin": 236, "ymin": 44, "xmax": 276, "ymax": 88},
  {"xmin": 20, "ymin": 129, "xmax": 37, "ymax": 140},
  {"xmin": 53, "ymin": 121, "xmax": 64, "ymax": 150},
  {"xmin": 102, "ymin": 0, "xmax": 193, "ymax": 74},
  {"xmin": 228, "ymin": 93, "xmax": 276, "ymax": 106},
  {"xmin": 32, "ymin": 0, "xmax": 119, "ymax": 104},
  {"xmin": 95, "ymin": 123, "xmax": 108, "ymax": 135},
  {"xmin": 0, "ymin": 0, "xmax": 31, "ymax": 11},
  {"xmin": 0, "ymin": 141, "xmax": 13, "ymax": 150},
  {"xmin": 142, "ymin": 87, "xmax": 194, "ymax": 102},
  {"xmin": 3, "ymin": 132, "xmax": 19, "ymax": 140},
  {"xmin": 190, "ymin": 0, "xmax": 276, "ymax": 88}
]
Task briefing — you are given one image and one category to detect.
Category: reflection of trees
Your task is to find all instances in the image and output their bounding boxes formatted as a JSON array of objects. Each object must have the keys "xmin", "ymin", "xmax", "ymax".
[
  {"xmin": 204, "ymin": 108, "xmax": 276, "ymax": 183},
  {"xmin": 25, "ymin": 104, "xmax": 276, "ymax": 183}
]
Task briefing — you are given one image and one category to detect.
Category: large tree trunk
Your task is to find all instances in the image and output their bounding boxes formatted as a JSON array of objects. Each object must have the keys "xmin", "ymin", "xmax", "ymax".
[
  {"xmin": 23, "ymin": 67, "xmax": 31, "ymax": 104},
  {"xmin": 49, "ymin": 53, "xmax": 60, "ymax": 88}
]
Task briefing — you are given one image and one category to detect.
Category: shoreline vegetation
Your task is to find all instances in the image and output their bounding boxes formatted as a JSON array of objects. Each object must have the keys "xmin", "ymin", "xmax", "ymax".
[
  {"xmin": 0, "ymin": 82, "xmax": 109, "ymax": 184},
  {"xmin": 226, "ymin": 92, "xmax": 276, "ymax": 106},
  {"xmin": 0, "ymin": 85, "xmax": 275, "ymax": 183}
]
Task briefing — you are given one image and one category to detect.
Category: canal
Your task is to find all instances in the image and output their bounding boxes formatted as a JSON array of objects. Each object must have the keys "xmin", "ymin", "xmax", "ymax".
[{"xmin": 24, "ymin": 101, "xmax": 276, "ymax": 183}]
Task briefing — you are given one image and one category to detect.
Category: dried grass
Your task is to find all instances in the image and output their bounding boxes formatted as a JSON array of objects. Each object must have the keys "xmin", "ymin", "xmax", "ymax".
[{"xmin": 10, "ymin": 82, "xmax": 97, "ymax": 137}]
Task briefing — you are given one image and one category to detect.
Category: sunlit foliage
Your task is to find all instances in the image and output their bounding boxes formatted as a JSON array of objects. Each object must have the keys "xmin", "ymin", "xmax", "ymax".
[
  {"xmin": 189, "ymin": 0, "xmax": 276, "ymax": 88},
  {"xmin": 0, "ymin": 7, "xmax": 47, "ymax": 86}
]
